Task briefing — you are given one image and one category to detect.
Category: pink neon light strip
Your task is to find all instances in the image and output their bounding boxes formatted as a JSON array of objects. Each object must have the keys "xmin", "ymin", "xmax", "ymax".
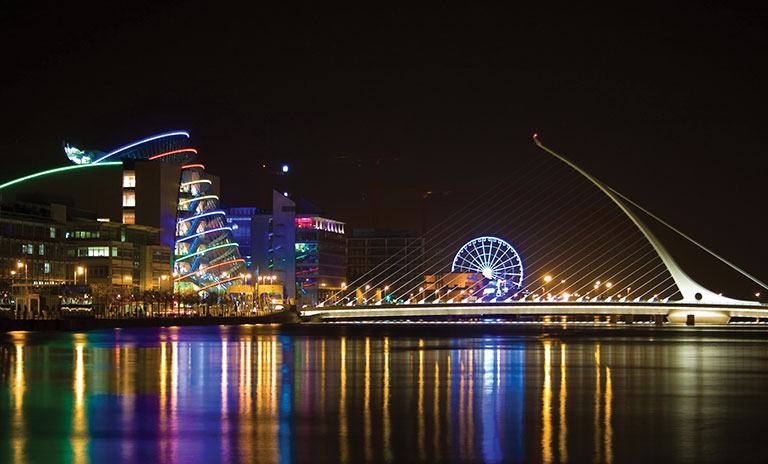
[{"xmin": 174, "ymin": 258, "xmax": 246, "ymax": 282}]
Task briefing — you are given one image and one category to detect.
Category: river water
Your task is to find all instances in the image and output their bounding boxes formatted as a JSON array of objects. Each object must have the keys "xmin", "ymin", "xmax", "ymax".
[{"xmin": 1, "ymin": 325, "xmax": 767, "ymax": 463}]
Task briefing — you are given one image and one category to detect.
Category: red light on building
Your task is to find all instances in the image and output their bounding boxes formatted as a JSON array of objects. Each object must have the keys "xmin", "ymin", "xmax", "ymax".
[{"xmin": 295, "ymin": 217, "xmax": 313, "ymax": 229}]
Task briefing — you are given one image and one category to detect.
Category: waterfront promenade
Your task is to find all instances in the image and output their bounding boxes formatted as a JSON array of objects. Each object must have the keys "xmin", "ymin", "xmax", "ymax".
[{"xmin": 0, "ymin": 308, "xmax": 298, "ymax": 332}]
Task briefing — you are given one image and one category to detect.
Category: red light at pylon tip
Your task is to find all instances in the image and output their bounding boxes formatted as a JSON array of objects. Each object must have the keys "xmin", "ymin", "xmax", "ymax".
[{"xmin": 533, "ymin": 132, "xmax": 538, "ymax": 139}]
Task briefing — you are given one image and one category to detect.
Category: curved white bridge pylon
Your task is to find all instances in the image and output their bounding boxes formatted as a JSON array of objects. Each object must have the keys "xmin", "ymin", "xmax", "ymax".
[{"xmin": 533, "ymin": 134, "xmax": 766, "ymax": 306}]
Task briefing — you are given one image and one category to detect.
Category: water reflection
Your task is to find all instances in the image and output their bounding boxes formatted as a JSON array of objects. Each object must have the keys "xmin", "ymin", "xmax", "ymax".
[
  {"xmin": 383, "ymin": 337, "xmax": 391, "ymax": 463},
  {"xmin": 559, "ymin": 344, "xmax": 567, "ymax": 463},
  {"xmin": 2, "ymin": 327, "xmax": 768, "ymax": 463},
  {"xmin": 542, "ymin": 342, "xmax": 553, "ymax": 463},
  {"xmin": 72, "ymin": 341, "xmax": 87, "ymax": 464},
  {"xmin": 13, "ymin": 341, "xmax": 23, "ymax": 463}
]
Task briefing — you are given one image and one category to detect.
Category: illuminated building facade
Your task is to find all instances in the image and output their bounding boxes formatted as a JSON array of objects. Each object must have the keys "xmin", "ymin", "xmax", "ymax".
[
  {"xmin": 0, "ymin": 131, "xmax": 246, "ymax": 294},
  {"xmin": 66, "ymin": 221, "xmax": 172, "ymax": 293},
  {"xmin": 0, "ymin": 199, "xmax": 171, "ymax": 311},
  {"xmin": 226, "ymin": 190, "xmax": 296, "ymax": 299},
  {"xmin": 225, "ymin": 193, "xmax": 346, "ymax": 305},
  {"xmin": 0, "ymin": 201, "xmax": 70, "ymax": 311},
  {"xmin": 173, "ymin": 164, "xmax": 246, "ymax": 293},
  {"xmin": 295, "ymin": 215, "xmax": 346, "ymax": 306}
]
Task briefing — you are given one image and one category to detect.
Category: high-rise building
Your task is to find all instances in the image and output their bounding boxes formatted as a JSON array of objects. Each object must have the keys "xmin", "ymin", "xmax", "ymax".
[
  {"xmin": 226, "ymin": 193, "xmax": 346, "ymax": 306},
  {"xmin": 227, "ymin": 191, "xmax": 297, "ymax": 299},
  {"xmin": 295, "ymin": 215, "xmax": 346, "ymax": 306}
]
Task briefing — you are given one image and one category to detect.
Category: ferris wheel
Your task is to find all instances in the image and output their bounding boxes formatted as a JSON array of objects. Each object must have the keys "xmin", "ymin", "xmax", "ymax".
[{"xmin": 451, "ymin": 236, "xmax": 524, "ymax": 290}]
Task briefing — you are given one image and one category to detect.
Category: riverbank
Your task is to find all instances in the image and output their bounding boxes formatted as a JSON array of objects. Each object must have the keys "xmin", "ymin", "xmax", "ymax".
[{"xmin": 0, "ymin": 309, "xmax": 299, "ymax": 332}]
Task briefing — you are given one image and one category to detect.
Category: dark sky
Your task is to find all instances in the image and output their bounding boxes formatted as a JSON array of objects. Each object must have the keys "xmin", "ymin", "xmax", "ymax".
[{"xmin": 1, "ymin": 2, "xmax": 767, "ymax": 284}]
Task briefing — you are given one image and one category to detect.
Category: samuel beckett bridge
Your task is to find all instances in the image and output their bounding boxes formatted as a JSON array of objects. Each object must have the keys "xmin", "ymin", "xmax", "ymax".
[{"xmin": 301, "ymin": 135, "xmax": 768, "ymax": 325}]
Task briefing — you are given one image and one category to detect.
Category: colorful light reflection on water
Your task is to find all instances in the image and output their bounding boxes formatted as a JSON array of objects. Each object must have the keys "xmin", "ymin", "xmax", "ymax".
[{"xmin": 1, "ymin": 326, "xmax": 768, "ymax": 463}]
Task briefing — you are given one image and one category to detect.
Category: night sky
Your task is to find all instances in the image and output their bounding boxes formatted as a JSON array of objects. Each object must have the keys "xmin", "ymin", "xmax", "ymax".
[{"xmin": 2, "ymin": 3, "xmax": 767, "ymax": 285}]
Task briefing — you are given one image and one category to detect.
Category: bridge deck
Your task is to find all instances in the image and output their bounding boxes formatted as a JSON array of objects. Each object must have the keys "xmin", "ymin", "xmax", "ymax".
[{"xmin": 302, "ymin": 301, "xmax": 768, "ymax": 321}]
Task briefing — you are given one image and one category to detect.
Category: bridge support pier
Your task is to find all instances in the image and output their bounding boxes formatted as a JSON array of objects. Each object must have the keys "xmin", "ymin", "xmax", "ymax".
[
  {"xmin": 609, "ymin": 315, "xmax": 618, "ymax": 325},
  {"xmin": 667, "ymin": 309, "xmax": 730, "ymax": 325},
  {"xmin": 654, "ymin": 315, "xmax": 665, "ymax": 326},
  {"xmin": 624, "ymin": 314, "xmax": 634, "ymax": 325}
]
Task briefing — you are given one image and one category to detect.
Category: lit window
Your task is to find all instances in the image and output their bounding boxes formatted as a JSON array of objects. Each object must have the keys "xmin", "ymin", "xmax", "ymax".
[
  {"xmin": 39, "ymin": 244, "xmax": 44, "ymax": 255},
  {"xmin": 123, "ymin": 172, "xmax": 136, "ymax": 188},
  {"xmin": 122, "ymin": 211, "xmax": 135, "ymax": 224},
  {"xmin": 44, "ymin": 263, "xmax": 50, "ymax": 274},
  {"xmin": 78, "ymin": 247, "xmax": 110, "ymax": 257},
  {"xmin": 122, "ymin": 192, "xmax": 136, "ymax": 207},
  {"xmin": 50, "ymin": 227, "xmax": 56, "ymax": 238}
]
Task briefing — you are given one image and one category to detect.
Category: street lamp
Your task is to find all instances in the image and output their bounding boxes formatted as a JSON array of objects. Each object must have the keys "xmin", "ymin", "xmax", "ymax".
[
  {"xmin": 75, "ymin": 265, "xmax": 87, "ymax": 285},
  {"xmin": 17, "ymin": 261, "xmax": 27, "ymax": 285},
  {"xmin": 543, "ymin": 275, "xmax": 553, "ymax": 295}
]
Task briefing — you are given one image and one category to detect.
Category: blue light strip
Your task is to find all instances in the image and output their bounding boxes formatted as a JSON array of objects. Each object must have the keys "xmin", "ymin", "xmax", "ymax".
[
  {"xmin": 176, "ymin": 226, "xmax": 233, "ymax": 243},
  {"xmin": 93, "ymin": 131, "xmax": 190, "ymax": 164},
  {"xmin": 177, "ymin": 210, "xmax": 225, "ymax": 224}
]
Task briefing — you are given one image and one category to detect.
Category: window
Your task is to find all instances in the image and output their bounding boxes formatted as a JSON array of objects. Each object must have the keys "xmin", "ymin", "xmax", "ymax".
[
  {"xmin": 44, "ymin": 263, "xmax": 50, "ymax": 274},
  {"xmin": 295, "ymin": 243, "xmax": 318, "ymax": 253},
  {"xmin": 39, "ymin": 244, "xmax": 44, "ymax": 255},
  {"xmin": 49, "ymin": 227, "xmax": 56, "ymax": 238},
  {"xmin": 78, "ymin": 247, "xmax": 110, "ymax": 257},
  {"xmin": 112, "ymin": 247, "xmax": 118, "ymax": 257},
  {"xmin": 123, "ymin": 211, "xmax": 135, "ymax": 224},
  {"xmin": 123, "ymin": 172, "xmax": 136, "ymax": 188},
  {"xmin": 123, "ymin": 192, "xmax": 136, "ymax": 207}
]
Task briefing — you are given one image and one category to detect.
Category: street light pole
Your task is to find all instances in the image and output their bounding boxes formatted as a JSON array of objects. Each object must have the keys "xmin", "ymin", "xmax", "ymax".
[{"xmin": 17, "ymin": 261, "xmax": 28, "ymax": 316}]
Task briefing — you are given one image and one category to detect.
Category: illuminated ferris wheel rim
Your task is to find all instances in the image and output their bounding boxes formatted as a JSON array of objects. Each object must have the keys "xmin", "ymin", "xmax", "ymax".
[{"xmin": 451, "ymin": 236, "xmax": 524, "ymax": 288}]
